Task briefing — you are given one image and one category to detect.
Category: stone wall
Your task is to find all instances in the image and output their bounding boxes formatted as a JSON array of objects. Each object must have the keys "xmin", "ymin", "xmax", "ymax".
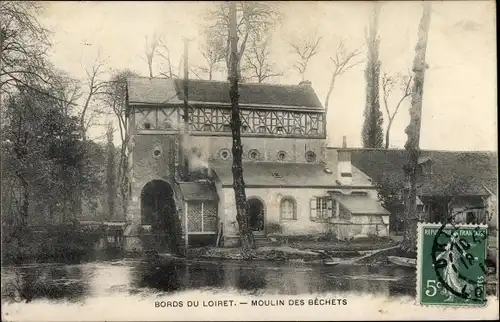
[
  {"xmin": 125, "ymin": 133, "xmax": 180, "ymax": 251},
  {"xmin": 219, "ymin": 186, "xmax": 387, "ymax": 243},
  {"xmin": 188, "ymin": 135, "xmax": 326, "ymax": 164}
]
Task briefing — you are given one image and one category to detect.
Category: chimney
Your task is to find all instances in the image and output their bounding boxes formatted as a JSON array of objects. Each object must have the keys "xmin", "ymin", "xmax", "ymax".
[
  {"xmin": 337, "ymin": 136, "xmax": 352, "ymax": 185},
  {"xmin": 299, "ymin": 80, "xmax": 312, "ymax": 86}
]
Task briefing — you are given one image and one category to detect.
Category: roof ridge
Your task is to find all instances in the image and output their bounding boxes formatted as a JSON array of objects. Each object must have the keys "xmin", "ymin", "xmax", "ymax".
[{"xmin": 173, "ymin": 78, "xmax": 312, "ymax": 89}]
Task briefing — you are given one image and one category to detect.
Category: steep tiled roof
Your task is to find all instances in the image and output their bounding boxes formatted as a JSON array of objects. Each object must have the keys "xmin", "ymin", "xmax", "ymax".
[
  {"xmin": 350, "ymin": 149, "xmax": 498, "ymax": 197},
  {"xmin": 208, "ymin": 161, "xmax": 372, "ymax": 187},
  {"xmin": 126, "ymin": 77, "xmax": 323, "ymax": 109}
]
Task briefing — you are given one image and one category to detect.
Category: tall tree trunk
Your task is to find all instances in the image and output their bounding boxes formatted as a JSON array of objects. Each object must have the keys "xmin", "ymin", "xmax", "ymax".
[
  {"xmin": 324, "ymin": 73, "xmax": 337, "ymax": 122},
  {"xmin": 20, "ymin": 178, "xmax": 29, "ymax": 227},
  {"xmin": 106, "ymin": 123, "xmax": 116, "ymax": 221},
  {"xmin": 401, "ymin": 2, "xmax": 432, "ymax": 253},
  {"xmin": 385, "ymin": 118, "xmax": 393, "ymax": 149},
  {"xmin": 229, "ymin": 2, "xmax": 255, "ymax": 253}
]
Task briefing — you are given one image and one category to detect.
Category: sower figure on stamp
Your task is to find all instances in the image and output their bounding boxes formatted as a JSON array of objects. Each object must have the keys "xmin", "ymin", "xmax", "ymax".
[{"xmin": 435, "ymin": 231, "xmax": 466, "ymax": 301}]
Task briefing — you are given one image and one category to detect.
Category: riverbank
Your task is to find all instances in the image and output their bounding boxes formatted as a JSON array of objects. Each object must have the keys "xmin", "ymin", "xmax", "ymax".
[
  {"xmin": 185, "ymin": 237, "xmax": 402, "ymax": 264},
  {"xmin": 186, "ymin": 246, "xmax": 325, "ymax": 262}
]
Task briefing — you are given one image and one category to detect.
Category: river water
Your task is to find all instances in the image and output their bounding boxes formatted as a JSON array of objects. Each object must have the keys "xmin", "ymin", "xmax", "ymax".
[{"xmin": 1, "ymin": 257, "xmax": 416, "ymax": 304}]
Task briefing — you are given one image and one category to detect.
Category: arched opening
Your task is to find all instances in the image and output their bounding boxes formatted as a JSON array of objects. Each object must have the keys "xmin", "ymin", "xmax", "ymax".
[
  {"xmin": 247, "ymin": 197, "xmax": 265, "ymax": 233},
  {"xmin": 141, "ymin": 180, "xmax": 181, "ymax": 254}
]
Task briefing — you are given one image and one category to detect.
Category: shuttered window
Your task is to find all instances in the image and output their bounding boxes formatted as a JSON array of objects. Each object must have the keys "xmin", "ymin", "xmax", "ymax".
[{"xmin": 310, "ymin": 197, "xmax": 333, "ymax": 221}]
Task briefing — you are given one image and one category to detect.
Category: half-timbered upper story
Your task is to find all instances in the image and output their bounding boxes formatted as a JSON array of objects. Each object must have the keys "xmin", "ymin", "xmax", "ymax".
[{"xmin": 126, "ymin": 77, "xmax": 327, "ymax": 164}]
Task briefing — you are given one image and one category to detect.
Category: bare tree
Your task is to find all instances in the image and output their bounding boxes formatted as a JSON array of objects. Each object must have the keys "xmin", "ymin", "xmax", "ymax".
[
  {"xmin": 228, "ymin": 2, "xmax": 255, "ymax": 253},
  {"xmin": 402, "ymin": 1, "xmax": 432, "ymax": 253},
  {"xmin": 324, "ymin": 40, "xmax": 363, "ymax": 115},
  {"xmin": 101, "ymin": 69, "xmax": 139, "ymax": 220},
  {"xmin": 79, "ymin": 54, "xmax": 109, "ymax": 140},
  {"xmin": 288, "ymin": 33, "xmax": 322, "ymax": 81},
  {"xmin": 141, "ymin": 33, "xmax": 179, "ymax": 79},
  {"xmin": 157, "ymin": 37, "xmax": 179, "ymax": 79},
  {"xmin": 142, "ymin": 34, "xmax": 159, "ymax": 78},
  {"xmin": 206, "ymin": 1, "xmax": 279, "ymax": 79},
  {"xmin": 381, "ymin": 71, "xmax": 413, "ymax": 149},
  {"xmin": 198, "ymin": 29, "xmax": 226, "ymax": 80},
  {"xmin": 243, "ymin": 36, "xmax": 282, "ymax": 83},
  {"xmin": 0, "ymin": 1, "xmax": 51, "ymax": 96}
]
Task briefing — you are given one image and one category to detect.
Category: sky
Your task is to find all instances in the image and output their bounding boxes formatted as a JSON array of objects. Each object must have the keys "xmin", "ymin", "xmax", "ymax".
[{"xmin": 38, "ymin": 1, "xmax": 497, "ymax": 151}]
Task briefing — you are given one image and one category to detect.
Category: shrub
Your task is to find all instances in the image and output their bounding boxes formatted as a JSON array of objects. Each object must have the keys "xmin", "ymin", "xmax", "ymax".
[{"xmin": 266, "ymin": 222, "xmax": 282, "ymax": 234}]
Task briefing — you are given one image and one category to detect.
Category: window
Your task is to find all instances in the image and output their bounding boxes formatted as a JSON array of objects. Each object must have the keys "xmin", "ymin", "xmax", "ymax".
[
  {"xmin": 203, "ymin": 123, "xmax": 215, "ymax": 132},
  {"xmin": 280, "ymin": 197, "xmax": 296, "ymax": 220},
  {"xmin": 310, "ymin": 197, "xmax": 333, "ymax": 220},
  {"xmin": 310, "ymin": 128, "xmax": 318, "ymax": 135},
  {"xmin": 248, "ymin": 149, "xmax": 260, "ymax": 160},
  {"xmin": 276, "ymin": 126, "xmax": 284, "ymax": 134},
  {"xmin": 277, "ymin": 151, "xmax": 286, "ymax": 161},
  {"xmin": 258, "ymin": 125, "xmax": 267, "ymax": 133},
  {"xmin": 153, "ymin": 147, "xmax": 162, "ymax": 158},
  {"xmin": 305, "ymin": 151, "xmax": 316, "ymax": 162},
  {"xmin": 223, "ymin": 124, "xmax": 231, "ymax": 132},
  {"xmin": 219, "ymin": 149, "xmax": 231, "ymax": 161},
  {"xmin": 144, "ymin": 121, "xmax": 151, "ymax": 129},
  {"xmin": 466, "ymin": 212, "xmax": 475, "ymax": 224},
  {"xmin": 242, "ymin": 125, "xmax": 249, "ymax": 133}
]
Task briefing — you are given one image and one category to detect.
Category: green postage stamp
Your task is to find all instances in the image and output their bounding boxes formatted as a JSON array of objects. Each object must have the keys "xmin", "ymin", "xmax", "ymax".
[{"xmin": 417, "ymin": 222, "xmax": 489, "ymax": 306}]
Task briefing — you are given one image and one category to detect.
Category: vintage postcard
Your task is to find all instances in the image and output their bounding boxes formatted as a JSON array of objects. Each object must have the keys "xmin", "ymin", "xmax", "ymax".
[{"xmin": 1, "ymin": 0, "xmax": 498, "ymax": 321}]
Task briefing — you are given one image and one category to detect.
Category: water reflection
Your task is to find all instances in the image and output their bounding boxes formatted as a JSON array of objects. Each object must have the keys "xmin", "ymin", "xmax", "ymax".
[
  {"xmin": 2, "ymin": 265, "xmax": 89, "ymax": 303},
  {"xmin": 2, "ymin": 258, "xmax": 417, "ymax": 303}
]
